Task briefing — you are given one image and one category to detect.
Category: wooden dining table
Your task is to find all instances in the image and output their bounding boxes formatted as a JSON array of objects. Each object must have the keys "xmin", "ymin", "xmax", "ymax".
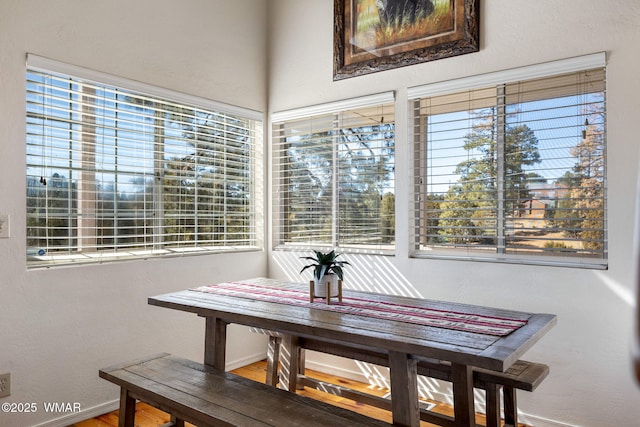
[{"xmin": 148, "ymin": 278, "xmax": 557, "ymax": 427}]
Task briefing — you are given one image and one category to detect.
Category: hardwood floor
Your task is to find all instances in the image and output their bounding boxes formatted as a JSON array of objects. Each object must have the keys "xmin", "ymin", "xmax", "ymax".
[{"xmin": 72, "ymin": 359, "xmax": 530, "ymax": 427}]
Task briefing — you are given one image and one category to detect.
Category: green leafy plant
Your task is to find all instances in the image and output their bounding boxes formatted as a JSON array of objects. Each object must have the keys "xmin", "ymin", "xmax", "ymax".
[{"xmin": 299, "ymin": 250, "xmax": 350, "ymax": 283}]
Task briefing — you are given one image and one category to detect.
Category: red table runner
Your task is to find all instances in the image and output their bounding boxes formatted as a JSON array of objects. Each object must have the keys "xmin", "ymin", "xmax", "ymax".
[{"xmin": 191, "ymin": 281, "xmax": 527, "ymax": 337}]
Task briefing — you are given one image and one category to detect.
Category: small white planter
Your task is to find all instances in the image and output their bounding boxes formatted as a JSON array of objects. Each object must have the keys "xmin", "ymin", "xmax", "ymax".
[{"xmin": 310, "ymin": 273, "xmax": 342, "ymax": 304}]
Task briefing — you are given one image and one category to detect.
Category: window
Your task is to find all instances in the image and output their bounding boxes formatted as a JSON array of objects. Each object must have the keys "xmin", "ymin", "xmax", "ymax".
[
  {"xmin": 26, "ymin": 55, "xmax": 263, "ymax": 267},
  {"xmin": 410, "ymin": 54, "xmax": 607, "ymax": 268},
  {"xmin": 272, "ymin": 93, "xmax": 395, "ymax": 253}
]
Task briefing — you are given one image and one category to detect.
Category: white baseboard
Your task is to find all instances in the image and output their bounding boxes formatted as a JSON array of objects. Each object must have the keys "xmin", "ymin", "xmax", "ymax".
[
  {"xmin": 31, "ymin": 399, "xmax": 119, "ymax": 427},
  {"xmin": 518, "ymin": 414, "xmax": 582, "ymax": 427},
  {"xmin": 304, "ymin": 358, "xmax": 452, "ymax": 400},
  {"xmin": 226, "ymin": 351, "xmax": 267, "ymax": 371},
  {"xmin": 31, "ymin": 353, "xmax": 576, "ymax": 427},
  {"xmin": 30, "ymin": 352, "xmax": 266, "ymax": 427},
  {"xmin": 304, "ymin": 359, "xmax": 576, "ymax": 427}
]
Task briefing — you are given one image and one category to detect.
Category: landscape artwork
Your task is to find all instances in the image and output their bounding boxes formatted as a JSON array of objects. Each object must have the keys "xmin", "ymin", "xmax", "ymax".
[{"xmin": 334, "ymin": 0, "xmax": 479, "ymax": 80}]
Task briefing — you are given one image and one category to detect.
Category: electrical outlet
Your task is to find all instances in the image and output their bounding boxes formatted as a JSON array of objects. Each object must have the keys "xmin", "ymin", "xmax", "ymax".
[
  {"xmin": 0, "ymin": 214, "xmax": 9, "ymax": 238},
  {"xmin": 0, "ymin": 373, "xmax": 10, "ymax": 398}
]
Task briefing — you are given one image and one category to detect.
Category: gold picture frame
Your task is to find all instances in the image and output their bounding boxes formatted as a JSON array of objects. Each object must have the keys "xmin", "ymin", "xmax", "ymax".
[{"xmin": 333, "ymin": 0, "xmax": 480, "ymax": 80}]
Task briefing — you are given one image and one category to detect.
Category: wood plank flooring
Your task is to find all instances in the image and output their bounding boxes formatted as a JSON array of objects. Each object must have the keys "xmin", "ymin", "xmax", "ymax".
[{"xmin": 72, "ymin": 359, "xmax": 531, "ymax": 427}]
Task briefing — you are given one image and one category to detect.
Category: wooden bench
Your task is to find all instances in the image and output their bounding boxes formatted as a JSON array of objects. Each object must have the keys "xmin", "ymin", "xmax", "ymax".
[
  {"xmin": 99, "ymin": 353, "xmax": 392, "ymax": 427},
  {"xmin": 268, "ymin": 336, "xmax": 549, "ymax": 427}
]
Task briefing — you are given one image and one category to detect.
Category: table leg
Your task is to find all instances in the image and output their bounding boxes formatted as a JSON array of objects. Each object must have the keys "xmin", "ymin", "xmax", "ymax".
[
  {"xmin": 503, "ymin": 385, "xmax": 518, "ymax": 426},
  {"xmin": 118, "ymin": 388, "xmax": 135, "ymax": 427},
  {"xmin": 485, "ymin": 383, "xmax": 501, "ymax": 427},
  {"xmin": 451, "ymin": 363, "xmax": 475, "ymax": 427},
  {"xmin": 388, "ymin": 351, "xmax": 420, "ymax": 427},
  {"xmin": 204, "ymin": 316, "xmax": 228, "ymax": 369},
  {"xmin": 265, "ymin": 335, "xmax": 282, "ymax": 386},
  {"xmin": 279, "ymin": 334, "xmax": 300, "ymax": 392}
]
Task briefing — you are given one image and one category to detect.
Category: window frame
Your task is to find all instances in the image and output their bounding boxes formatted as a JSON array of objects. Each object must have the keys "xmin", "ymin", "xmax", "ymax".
[
  {"xmin": 408, "ymin": 53, "xmax": 608, "ymax": 269},
  {"xmin": 26, "ymin": 54, "xmax": 264, "ymax": 268},
  {"xmin": 272, "ymin": 92, "xmax": 396, "ymax": 255}
]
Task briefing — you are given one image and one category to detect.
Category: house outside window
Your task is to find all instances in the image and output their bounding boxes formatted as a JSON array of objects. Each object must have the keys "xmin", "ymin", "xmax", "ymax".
[
  {"xmin": 272, "ymin": 93, "xmax": 395, "ymax": 254},
  {"xmin": 409, "ymin": 54, "xmax": 607, "ymax": 268},
  {"xmin": 26, "ymin": 55, "xmax": 263, "ymax": 268}
]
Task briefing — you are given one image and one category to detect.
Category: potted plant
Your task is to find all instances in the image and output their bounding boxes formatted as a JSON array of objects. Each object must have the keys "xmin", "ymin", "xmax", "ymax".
[{"xmin": 300, "ymin": 250, "xmax": 350, "ymax": 303}]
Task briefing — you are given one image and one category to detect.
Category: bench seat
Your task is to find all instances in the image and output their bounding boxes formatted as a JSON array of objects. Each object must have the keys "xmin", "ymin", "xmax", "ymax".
[{"xmin": 99, "ymin": 353, "xmax": 391, "ymax": 427}]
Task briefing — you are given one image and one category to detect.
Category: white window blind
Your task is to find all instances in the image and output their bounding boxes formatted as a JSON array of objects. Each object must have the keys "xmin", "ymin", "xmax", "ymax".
[
  {"xmin": 411, "ymin": 62, "xmax": 607, "ymax": 268},
  {"xmin": 273, "ymin": 95, "xmax": 395, "ymax": 253},
  {"xmin": 26, "ymin": 56, "xmax": 262, "ymax": 267}
]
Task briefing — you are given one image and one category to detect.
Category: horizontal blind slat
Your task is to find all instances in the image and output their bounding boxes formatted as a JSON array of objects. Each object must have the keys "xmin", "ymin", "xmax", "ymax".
[
  {"xmin": 273, "ymin": 101, "xmax": 395, "ymax": 253},
  {"xmin": 412, "ymin": 66, "xmax": 606, "ymax": 267},
  {"xmin": 26, "ymin": 65, "xmax": 262, "ymax": 268}
]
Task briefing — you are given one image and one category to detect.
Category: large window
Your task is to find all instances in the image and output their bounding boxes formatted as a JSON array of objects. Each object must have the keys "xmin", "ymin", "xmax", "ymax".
[
  {"xmin": 272, "ymin": 94, "xmax": 395, "ymax": 253},
  {"xmin": 26, "ymin": 55, "xmax": 263, "ymax": 267},
  {"xmin": 410, "ymin": 54, "xmax": 607, "ymax": 268}
]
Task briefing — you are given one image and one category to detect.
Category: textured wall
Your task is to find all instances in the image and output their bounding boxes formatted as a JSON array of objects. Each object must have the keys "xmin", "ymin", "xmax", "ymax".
[
  {"xmin": 267, "ymin": 1, "xmax": 640, "ymax": 426},
  {"xmin": 0, "ymin": 1, "xmax": 268, "ymax": 426}
]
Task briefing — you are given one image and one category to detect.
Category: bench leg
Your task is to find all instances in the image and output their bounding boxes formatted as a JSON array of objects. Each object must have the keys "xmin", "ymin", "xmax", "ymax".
[
  {"xmin": 503, "ymin": 385, "xmax": 518, "ymax": 427},
  {"xmin": 118, "ymin": 388, "xmax": 136, "ymax": 427},
  {"xmin": 160, "ymin": 417, "xmax": 185, "ymax": 427},
  {"xmin": 485, "ymin": 383, "xmax": 501, "ymax": 427},
  {"xmin": 266, "ymin": 334, "xmax": 306, "ymax": 389},
  {"xmin": 266, "ymin": 336, "xmax": 281, "ymax": 386},
  {"xmin": 170, "ymin": 415, "xmax": 186, "ymax": 427},
  {"xmin": 279, "ymin": 335, "xmax": 300, "ymax": 392},
  {"xmin": 298, "ymin": 348, "xmax": 306, "ymax": 376}
]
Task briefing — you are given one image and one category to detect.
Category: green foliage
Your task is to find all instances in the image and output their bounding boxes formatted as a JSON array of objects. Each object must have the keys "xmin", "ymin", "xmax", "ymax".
[
  {"xmin": 436, "ymin": 110, "xmax": 541, "ymax": 245},
  {"xmin": 543, "ymin": 241, "xmax": 571, "ymax": 254},
  {"xmin": 544, "ymin": 241, "xmax": 569, "ymax": 248},
  {"xmin": 27, "ymin": 96, "xmax": 254, "ymax": 253},
  {"xmin": 380, "ymin": 192, "xmax": 395, "ymax": 242},
  {"xmin": 545, "ymin": 113, "xmax": 605, "ymax": 251},
  {"xmin": 284, "ymin": 122, "xmax": 395, "ymax": 246},
  {"xmin": 299, "ymin": 250, "xmax": 351, "ymax": 282},
  {"xmin": 424, "ymin": 193, "xmax": 444, "ymax": 243},
  {"xmin": 26, "ymin": 173, "xmax": 76, "ymax": 249}
]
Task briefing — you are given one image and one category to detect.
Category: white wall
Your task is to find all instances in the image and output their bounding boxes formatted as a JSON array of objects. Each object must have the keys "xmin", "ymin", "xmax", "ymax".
[
  {"xmin": 267, "ymin": 1, "xmax": 640, "ymax": 426},
  {"xmin": 0, "ymin": 1, "xmax": 268, "ymax": 426},
  {"xmin": 2, "ymin": 0, "xmax": 640, "ymax": 426}
]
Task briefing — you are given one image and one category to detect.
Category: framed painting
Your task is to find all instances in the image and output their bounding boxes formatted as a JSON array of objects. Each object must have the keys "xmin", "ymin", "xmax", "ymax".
[{"xmin": 333, "ymin": 0, "xmax": 480, "ymax": 80}]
